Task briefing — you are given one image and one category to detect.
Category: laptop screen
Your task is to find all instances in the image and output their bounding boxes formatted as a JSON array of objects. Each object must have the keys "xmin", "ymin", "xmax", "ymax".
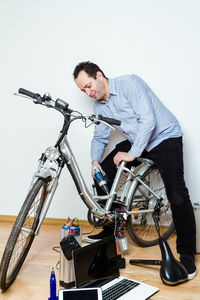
[{"xmin": 73, "ymin": 236, "xmax": 119, "ymax": 288}]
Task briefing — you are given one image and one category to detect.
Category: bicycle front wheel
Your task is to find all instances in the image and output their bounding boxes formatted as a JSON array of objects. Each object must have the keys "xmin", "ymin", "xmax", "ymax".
[
  {"xmin": 0, "ymin": 179, "xmax": 47, "ymax": 291},
  {"xmin": 127, "ymin": 166, "xmax": 174, "ymax": 247}
]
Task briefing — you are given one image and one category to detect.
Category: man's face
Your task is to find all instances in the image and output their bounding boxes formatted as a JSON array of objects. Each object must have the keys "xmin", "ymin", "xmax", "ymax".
[{"xmin": 75, "ymin": 70, "xmax": 106, "ymax": 101}]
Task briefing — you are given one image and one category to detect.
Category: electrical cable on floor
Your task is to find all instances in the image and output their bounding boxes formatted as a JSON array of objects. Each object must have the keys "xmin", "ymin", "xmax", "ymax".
[
  {"xmin": 55, "ymin": 260, "xmax": 60, "ymax": 270},
  {"xmin": 120, "ymin": 269, "xmax": 158, "ymax": 282},
  {"xmin": 52, "ymin": 246, "xmax": 60, "ymax": 270},
  {"xmin": 52, "ymin": 246, "xmax": 60, "ymax": 254}
]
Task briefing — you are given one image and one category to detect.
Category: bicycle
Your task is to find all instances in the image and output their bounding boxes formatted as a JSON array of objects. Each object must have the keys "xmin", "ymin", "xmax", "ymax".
[{"xmin": 0, "ymin": 88, "xmax": 174, "ymax": 291}]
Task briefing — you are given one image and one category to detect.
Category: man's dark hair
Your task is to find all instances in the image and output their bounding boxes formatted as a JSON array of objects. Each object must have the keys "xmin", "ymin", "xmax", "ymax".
[{"xmin": 73, "ymin": 61, "xmax": 108, "ymax": 80}]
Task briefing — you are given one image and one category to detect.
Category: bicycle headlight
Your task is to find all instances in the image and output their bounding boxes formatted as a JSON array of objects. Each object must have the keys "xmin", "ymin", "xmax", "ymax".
[{"xmin": 45, "ymin": 146, "xmax": 60, "ymax": 161}]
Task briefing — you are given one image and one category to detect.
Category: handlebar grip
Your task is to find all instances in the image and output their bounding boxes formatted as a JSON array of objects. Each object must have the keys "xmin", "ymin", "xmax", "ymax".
[
  {"xmin": 18, "ymin": 88, "xmax": 41, "ymax": 100},
  {"xmin": 98, "ymin": 115, "xmax": 121, "ymax": 126}
]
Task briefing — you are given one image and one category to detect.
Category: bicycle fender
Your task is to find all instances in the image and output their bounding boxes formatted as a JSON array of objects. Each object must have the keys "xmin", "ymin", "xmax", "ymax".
[{"xmin": 35, "ymin": 167, "xmax": 54, "ymax": 181}]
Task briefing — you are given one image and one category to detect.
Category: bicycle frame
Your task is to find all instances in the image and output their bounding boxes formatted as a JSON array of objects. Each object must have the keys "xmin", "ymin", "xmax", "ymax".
[
  {"xmin": 33, "ymin": 134, "xmax": 159, "ymax": 235},
  {"xmin": 15, "ymin": 90, "xmax": 163, "ymax": 236},
  {"xmin": 60, "ymin": 136, "xmax": 163, "ymax": 216}
]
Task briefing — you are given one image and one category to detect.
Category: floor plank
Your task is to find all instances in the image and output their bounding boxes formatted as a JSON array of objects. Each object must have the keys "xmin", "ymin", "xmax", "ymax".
[{"xmin": 0, "ymin": 222, "xmax": 199, "ymax": 299}]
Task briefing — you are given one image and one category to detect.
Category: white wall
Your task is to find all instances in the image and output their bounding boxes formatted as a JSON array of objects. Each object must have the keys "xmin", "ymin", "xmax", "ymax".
[{"xmin": 0, "ymin": 0, "xmax": 200, "ymax": 220}]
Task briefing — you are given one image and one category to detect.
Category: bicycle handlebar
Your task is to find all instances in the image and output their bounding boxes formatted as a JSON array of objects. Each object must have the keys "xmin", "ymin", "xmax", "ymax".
[
  {"xmin": 98, "ymin": 115, "xmax": 121, "ymax": 126},
  {"xmin": 18, "ymin": 88, "xmax": 41, "ymax": 100},
  {"xmin": 17, "ymin": 88, "xmax": 121, "ymax": 127}
]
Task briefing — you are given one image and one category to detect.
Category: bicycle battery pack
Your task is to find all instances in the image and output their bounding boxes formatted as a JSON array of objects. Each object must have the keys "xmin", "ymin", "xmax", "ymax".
[
  {"xmin": 60, "ymin": 235, "xmax": 81, "ymax": 260},
  {"xmin": 59, "ymin": 225, "xmax": 82, "ymax": 288}
]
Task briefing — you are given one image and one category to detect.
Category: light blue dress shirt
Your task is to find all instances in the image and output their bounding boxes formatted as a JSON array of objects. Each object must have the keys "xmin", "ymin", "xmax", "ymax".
[{"xmin": 91, "ymin": 74, "xmax": 183, "ymax": 162}]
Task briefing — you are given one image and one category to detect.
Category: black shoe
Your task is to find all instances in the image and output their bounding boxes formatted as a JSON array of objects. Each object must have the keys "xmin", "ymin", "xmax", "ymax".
[
  {"xmin": 180, "ymin": 255, "xmax": 197, "ymax": 280},
  {"xmin": 86, "ymin": 227, "xmax": 114, "ymax": 243}
]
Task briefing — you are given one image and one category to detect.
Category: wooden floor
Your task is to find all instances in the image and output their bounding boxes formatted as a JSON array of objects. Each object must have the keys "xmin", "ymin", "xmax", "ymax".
[{"xmin": 0, "ymin": 222, "xmax": 199, "ymax": 300}]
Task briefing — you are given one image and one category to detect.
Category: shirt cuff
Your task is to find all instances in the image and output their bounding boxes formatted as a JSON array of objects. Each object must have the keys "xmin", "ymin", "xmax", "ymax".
[
  {"xmin": 128, "ymin": 145, "xmax": 144, "ymax": 158},
  {"xmin": 91, "ymin": 150, "xmax": 104, "ymax": 163}
]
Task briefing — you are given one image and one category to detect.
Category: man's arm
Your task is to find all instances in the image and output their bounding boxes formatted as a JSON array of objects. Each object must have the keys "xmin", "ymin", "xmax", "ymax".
[
  {"xmin": 113, "ymin": 76, "xmax": 156, "ymax": 166},
  {"xmin": 125, "ymin": 75, "xmax": 156, "ymax": 158},
  {"xmin": 91, "ymin": 102, "xmax": 111, "ymax": 163},
  {"xmin": 91, "ymin": 123, "xmax": 111, "ymax": 163}
]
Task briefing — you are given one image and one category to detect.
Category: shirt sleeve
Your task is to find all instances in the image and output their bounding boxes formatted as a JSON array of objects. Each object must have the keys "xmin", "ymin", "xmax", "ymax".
[
  {"xmin": 125, "ymin": 76, "xmax": 156, "ymax": 157},
  {"xmin": 91, "ymin": 105, "xmax": 111, "ymax": 162}
]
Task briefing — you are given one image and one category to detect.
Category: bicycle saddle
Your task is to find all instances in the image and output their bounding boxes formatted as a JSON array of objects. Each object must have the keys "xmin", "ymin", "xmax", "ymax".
[{"xmin": 159, "ymin": 237, "xmax": 188, "ymax": 285}]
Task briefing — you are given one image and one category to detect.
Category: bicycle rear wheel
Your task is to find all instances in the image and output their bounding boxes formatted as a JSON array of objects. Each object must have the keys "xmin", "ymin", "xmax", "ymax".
[
  {"xmin": 0, "ymin": 179, "xmax": 47, "ymax": 291},
  {"xmin": 127, "ymin": 166, "xmax": 174, "ymax": 247}
]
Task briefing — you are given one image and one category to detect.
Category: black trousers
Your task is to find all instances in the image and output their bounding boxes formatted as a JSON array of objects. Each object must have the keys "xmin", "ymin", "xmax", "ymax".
[{"xmin": 95, "ymin": 137, "xmax": 196, "ymax": 256}]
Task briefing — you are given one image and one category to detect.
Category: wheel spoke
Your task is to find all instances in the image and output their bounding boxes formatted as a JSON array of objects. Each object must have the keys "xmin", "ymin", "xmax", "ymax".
[
  {"xmin": 128, "ymin": 167, "xmax": 174, "ymax": 246},
  {"xmin": 1, "ymin": 180, "xmax": 47, "ymax": 286}
]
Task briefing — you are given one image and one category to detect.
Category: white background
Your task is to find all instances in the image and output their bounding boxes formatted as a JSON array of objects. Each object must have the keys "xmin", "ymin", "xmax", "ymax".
[{"xmin": 0, "ymin": 0, "xmax": 199, "ymax": 220}]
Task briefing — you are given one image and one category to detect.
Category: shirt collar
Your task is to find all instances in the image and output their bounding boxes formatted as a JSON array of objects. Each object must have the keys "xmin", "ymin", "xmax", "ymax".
[
  {"xmin": 108, "ymin": 78, "xmax": 117, "ymax": 96},
  {"xmin": 99, "ymin": 78, "xmax": 117, "ymax": 104}
]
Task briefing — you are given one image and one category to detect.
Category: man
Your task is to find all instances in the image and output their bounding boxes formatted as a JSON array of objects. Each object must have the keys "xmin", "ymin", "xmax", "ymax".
[{"xmin": 73, "ymin": 61, "xmax": 197, "ymax": 279}]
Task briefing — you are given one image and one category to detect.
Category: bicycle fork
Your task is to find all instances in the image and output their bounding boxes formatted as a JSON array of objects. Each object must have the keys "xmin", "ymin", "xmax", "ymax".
[{"xmin": 24, "ymin": 154, "xmax": 63, "ymax": 236}]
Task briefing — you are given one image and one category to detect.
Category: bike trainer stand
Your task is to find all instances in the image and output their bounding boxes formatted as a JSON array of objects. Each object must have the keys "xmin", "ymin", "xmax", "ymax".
[{"xmin": 129, "ymin": 200, "xmax": 188, "ymax": 285}]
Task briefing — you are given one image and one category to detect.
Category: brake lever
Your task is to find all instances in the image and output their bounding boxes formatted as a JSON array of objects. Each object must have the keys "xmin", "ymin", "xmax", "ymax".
[
  {"xmin": 14, "ymin": 92, "xmax": 34, "ymax": 101},
  {"xmin": 88, "ymin": 115, "xmax": 116, "ymax": 130},
  {"xmin": 89, "ymin": 114, "xmax": 100, "ymax": 124},
  {"xmin": 14, "ymin": 92, "xmax": 53, "ymax": 106}
]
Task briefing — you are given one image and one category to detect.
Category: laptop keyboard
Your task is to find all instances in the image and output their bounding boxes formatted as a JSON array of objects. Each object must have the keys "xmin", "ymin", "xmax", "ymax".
[{"xmin": 102, "ymin": 278, "xmax": 140, "ymax": 300}]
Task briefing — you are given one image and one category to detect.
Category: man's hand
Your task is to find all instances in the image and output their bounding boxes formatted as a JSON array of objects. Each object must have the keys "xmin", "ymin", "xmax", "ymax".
[
  {"xmin": 113, "ymin": 152, "xmax": 135, "ymax": 166},
  {"xmin": 91, "ymin": 160, "xmax": 103, "ymax": 177}
]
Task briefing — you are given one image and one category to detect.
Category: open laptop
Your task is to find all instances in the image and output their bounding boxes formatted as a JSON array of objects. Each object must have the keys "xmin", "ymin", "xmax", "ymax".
[{"xmin": 72, "ymin": 236, "xmax": 159, "ymax": 300}]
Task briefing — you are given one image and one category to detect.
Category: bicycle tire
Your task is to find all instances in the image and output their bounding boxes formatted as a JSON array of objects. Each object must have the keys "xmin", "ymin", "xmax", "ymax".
[
  {"xmin": 127, "ymin": 166, "xmax": 175, "ymax": 247},
  {"xmin": 0, "ymin": 179, "xmax": 47, "ymax": 291}
]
